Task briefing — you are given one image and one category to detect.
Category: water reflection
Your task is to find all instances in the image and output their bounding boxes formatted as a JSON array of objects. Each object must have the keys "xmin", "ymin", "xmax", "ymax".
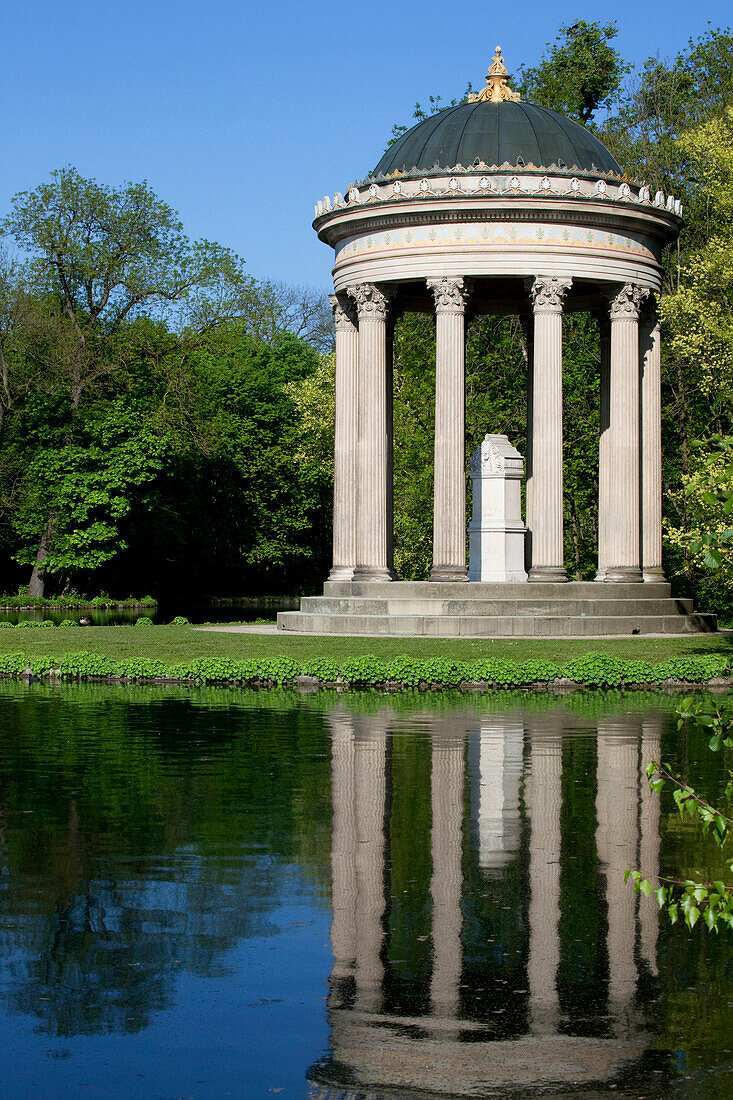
[{"xmin": 312, "ymin": 704, "xmax": 670, "ymax": 1098}]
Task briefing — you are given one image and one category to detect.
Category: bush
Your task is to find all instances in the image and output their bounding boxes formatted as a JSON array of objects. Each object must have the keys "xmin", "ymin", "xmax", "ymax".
[
  {"xmin": 58, "ymin": 619, "xmax": 77, "ymax": 627},
  {"xmin": 171, "ymin": 616, "xmax": 190, "ymax": 625},
  {"xmin": 135, "ymin": 616, "xmax": 154, "ymax": 627}
]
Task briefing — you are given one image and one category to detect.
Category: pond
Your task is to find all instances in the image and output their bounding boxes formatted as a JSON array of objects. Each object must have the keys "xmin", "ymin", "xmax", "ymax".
[
  {"xmin": 0, "ymin": 598, "xmax": 294, "ymax": 626},
  {"xmin": 0, "ymin": 683, "xmax": 730, "ymax": 1098}
]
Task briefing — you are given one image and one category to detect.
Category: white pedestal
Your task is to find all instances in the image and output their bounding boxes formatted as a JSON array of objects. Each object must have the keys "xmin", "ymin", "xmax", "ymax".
[{"xmin": 468, "ymin": 434, "xmax": 527, "ymax": 583}]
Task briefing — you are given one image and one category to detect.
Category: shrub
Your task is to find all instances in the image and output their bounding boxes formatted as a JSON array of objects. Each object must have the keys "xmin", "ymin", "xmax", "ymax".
[
  {"xmin": 171, "ymin": 616, "xmax": 190, "ymax": 625},
  {"xmin": 58, "ymin": 619, "xmax": 77, "ymax": 627},
  {"xmin": 135, "ymin": 616, "xmax": 154, "ymax": 627}
]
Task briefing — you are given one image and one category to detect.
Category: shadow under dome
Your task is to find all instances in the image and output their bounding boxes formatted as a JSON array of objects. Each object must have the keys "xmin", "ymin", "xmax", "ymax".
[{"xmin": 373, "ymin": 101, "xmax": 623, "ymax": 177}]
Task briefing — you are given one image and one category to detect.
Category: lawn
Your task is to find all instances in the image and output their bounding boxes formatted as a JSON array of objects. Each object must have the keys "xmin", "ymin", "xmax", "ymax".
[{"xmin": 0, "ymin": 624, "xmax": 731, "ymax": 666}]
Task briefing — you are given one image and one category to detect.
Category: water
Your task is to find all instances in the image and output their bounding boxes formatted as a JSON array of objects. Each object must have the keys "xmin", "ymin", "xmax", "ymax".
[
  {"xmin": 0, "ymin": 683, "xmax": 730, "ymax": 1098},
  {"xmin": 0, "ymin": 600, "xmax": 287, "ymax": 626}
]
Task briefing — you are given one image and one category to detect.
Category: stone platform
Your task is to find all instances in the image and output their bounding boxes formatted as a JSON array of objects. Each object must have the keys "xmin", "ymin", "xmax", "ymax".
[{"xmin": 277, "ymin": 581, "xmax": 716, "ymax": 637}]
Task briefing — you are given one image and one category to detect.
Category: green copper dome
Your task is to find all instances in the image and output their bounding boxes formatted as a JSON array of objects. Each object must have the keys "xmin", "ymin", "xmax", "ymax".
[{"xmin": 373, "ymin": 100, "xmax": 623, "ymax": 178}]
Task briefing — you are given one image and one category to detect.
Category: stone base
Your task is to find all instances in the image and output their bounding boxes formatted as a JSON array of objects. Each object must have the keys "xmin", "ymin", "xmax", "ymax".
[
  {"xmin": 528, "ymin": 566, "xmax": 568, "ymax": 583},
  {"xmin": 429, "ymin": 564, "xmax": 469, "ymax": 582},
  {"xmin": 605, "ymin": 566, "xmax": 644, "ymax": 583},
  {"xmin": 277, "ymin": 580, "xmax": 717, "ymax": 637},
  {"xmin": 351, "ymin": 565, "xmax": 397, "ymax": 582},
  {"xmin": 328, "ymin": 565, "xmax": 355, "ymax": 581}
]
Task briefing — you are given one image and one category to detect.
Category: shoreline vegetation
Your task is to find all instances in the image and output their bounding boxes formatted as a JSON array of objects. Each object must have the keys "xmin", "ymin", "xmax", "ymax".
[
  {"xmin": 0, "ymin": 625, "xmax": 732, "ymax": 692},
  {"xmin": 0, "ymin": 594, "xmax": 156, "ymax": 610}
]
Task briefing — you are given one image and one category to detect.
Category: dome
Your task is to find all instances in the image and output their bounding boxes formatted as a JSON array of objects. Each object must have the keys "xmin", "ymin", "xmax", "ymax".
[{"xmin": 373, "ymin": 100, "xmax": 623, "ymax": 178}]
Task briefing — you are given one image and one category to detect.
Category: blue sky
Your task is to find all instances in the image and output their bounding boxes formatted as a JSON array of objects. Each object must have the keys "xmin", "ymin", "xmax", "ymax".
[{"xmin": 0, "ymin": 2, "xmax": 729, "ymax": 291}]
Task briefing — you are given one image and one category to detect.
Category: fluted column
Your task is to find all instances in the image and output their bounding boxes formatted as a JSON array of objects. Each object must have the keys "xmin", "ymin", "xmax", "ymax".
[
  {"xmin": 605, "ymin": 284, "xmax": 648, "ymax": 582},
  {"xmin": 353, "ymin": 718, "xmax": 388, "ymax": 1012},
  {"xmin": 430, "ymin": 725, "xmax": 465, "ymax": 1018},
  {"xmin": 329, "ymin": 295, "xmax": 359, "ymax": 581},
  {"xmin": 328, "ymin": 709, "xmax": 357, "ymax": 989},
  {"xmin": 596, "ymin": 722, "xmax": 640, "ymax": 1011},
  {"xmin": 347, "ymin": 283, "xmax": 396, "ymax": 581},
  {"xmin": 596, "ymin": 313, "xmax": 611, "ymax": 580},
  {"xmin": 521, "ymin": 314, "xmax": 534, "ymax": 574},
  {"xmin": 427, "ymin": 276, "xmax": 470, "ymax": 582},
  {"xmin": 525, "ymin": 721, "xmax": 563, "ymax": 1034},
  {"xmin": 526, "ymin": 276, "xmax": 571, "ymax": 581},
  {"xmin": 640, "ymin": 299, "xmax": 665, "ymax": 581}
]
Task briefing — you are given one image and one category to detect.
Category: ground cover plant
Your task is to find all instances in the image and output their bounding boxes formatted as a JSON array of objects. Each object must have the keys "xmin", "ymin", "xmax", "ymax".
[{"xmin": 0, "ymin": 624, "xmax": 731, "ymax": 690}]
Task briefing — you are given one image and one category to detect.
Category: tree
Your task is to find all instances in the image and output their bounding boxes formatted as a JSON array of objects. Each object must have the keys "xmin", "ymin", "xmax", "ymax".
[
  {"xmin": 1, "ymin": 166, "xmax": 274, "ymax": 595},
  {"xmin": 516, "ymin": 21, "xmax": 628, "ymax": 124}
]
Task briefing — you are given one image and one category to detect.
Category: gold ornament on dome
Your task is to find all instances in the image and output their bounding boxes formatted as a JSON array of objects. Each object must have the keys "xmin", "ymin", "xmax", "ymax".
[{"xmin": 468, "ymin": 46, "xmax": 522, "ymax": 103}]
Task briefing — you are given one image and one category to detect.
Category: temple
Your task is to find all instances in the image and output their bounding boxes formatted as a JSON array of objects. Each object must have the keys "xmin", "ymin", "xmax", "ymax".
[{"xmin": 279, "ymin": 49, "xmax": 715, "ymax": 636}]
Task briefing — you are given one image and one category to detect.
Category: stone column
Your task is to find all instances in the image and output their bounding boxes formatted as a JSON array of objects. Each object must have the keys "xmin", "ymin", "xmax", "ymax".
[
  {"xmin": 595, "ymin": 313, "xmax": 611, "ymax": 580},
  {"xmin": 329, "ymin": 295, "xmax": 359, "ymax": 581},
  {"xmin": 520, "ymin": 315, "xmax": 534, "ymax": 574},
  {"xmin": 427, "ymin": 276, "xmax": 470, "ymax": 582},
  {"xmin": 525, "ymin": 719, "xmax": 563, "ymax": 1033},
  {"xmin": 353, "ymin": 716, "xmax": 388, "ymax": 1012},
  {"xmin": 430, "ymin": 724, "xmax": 465, "ymax": 1018},
  {"xmin": 347, "ymin": 283, "xmax": 396, "ymax": 581},
  {"xmin": 605, "ymin": 284, "xmax": 648, "ymax": 582},
  {"xmin": 640, "ymin": 298, "xmax": 666, "ymax": 581},
  {"xmin": 328, "ymin": 708, "xmax": 357, "ymax": 990},
  {"xmin": 526, "ymin": 277, "xmax": 571, "ymax": 582},
  {"xmin": 596, "ymin": 722, "xmax": 640, "ymax": 1012}
]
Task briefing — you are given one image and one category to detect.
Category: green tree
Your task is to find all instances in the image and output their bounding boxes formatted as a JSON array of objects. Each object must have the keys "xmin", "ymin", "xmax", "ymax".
[
  {"xmin": 1, "ymin": 167, "xmax": 274, "ymax": 595},
  {"xmin": 516, "ymin": 21, "xmax": 628, "ymax": 123}
]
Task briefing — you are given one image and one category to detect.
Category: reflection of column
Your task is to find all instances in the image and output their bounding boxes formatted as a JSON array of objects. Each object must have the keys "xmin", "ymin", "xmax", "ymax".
[
  {"xmin": 347, "ymin": 282, "xmax": 395, "ymax": 581},
  {"xmin": 640, "ymin": 299, "xmax": 665, "ymax": 581},
  {"xmin": 354, "ymin": 718, "xmax": 388, "ymax": 1011},
  {"xmin": 639, "ymin": 715, "xmax": 662, "ymax": 976},
  {"xmin": 329, "ymin": 295, "xmax": 359, "ymax": 581},
  {"xmin": 605, "ymin": 284, "xmax": 647, "ymax": 582},
  {"xmin": 427, "ymin": 276, "xmax": 470, "ymax": 582},
  {"xmin": 328, "ymin": 710, "xmax": 357, "ymax": 985},
  {"xmin": 596, "ymin": 723, "xmax": 640, "ymax": 1009},
  {"xmin": 430, "ymin": 727, "xmax": 465, "ymax": 1018},
  {"xmin": 526, "ymin": 276, "xmax": 571, "ymax": 581},
  {"xmin": 469, "ymin": 718, "xmax": 522, "ymax": 869},
  {"xmin": 596, "ymin": 313, "xmax": 611, "ymax": 580},
  {"xmin": 526, "ymin": 723, "xmax": 562, "ymax": 1033}
]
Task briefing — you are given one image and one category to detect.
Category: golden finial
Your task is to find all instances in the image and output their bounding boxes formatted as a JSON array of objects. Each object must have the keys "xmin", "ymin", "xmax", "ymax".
[{"xmin": 468, "ymin": 46, "xmax": 522, "ymax": 103}]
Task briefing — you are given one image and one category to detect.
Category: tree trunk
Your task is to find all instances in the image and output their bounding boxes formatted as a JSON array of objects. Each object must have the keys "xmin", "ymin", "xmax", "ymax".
[{"xmin": 28, "ymin": 512, "xmax": 58, "ymax": 598}]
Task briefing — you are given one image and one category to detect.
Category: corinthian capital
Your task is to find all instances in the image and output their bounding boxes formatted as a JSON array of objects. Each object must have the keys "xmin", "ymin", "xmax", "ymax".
[
  {"xmin": 607, "ymin": 283, "xmax": 649, "ymax": 321},
  {"xmin": 427, "ymin": 275, "xmax": 471, "ymax": 313},
  {"xmin": 346, "ymin": 282, "xmax": 394, "ymax": 321},
  {"xmin": 330, "ymin": 293, "xmax": 357, "ymax": 331},
  {"xmin": 526, "ymin": 275, "xmax": 572, "ymax": 313}
]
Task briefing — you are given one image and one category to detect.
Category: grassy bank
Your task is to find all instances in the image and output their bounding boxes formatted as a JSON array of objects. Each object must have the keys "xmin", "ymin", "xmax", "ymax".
[
  {"xmin": 0, "ymin": 623, "xmax": 731, "ymax": 664},
  {"xmin": 0, "ymin": 624, "xmax": 732, "ymax": 690}
]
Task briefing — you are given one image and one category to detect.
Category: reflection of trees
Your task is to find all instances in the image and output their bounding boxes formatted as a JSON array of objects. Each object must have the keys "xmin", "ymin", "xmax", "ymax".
[{"xmin": 0, "ymin": 681, "xmax": 333, "ymax": 1035}]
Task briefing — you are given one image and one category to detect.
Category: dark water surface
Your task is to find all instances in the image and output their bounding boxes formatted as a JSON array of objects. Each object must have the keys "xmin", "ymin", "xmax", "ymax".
[{"xmin": 0, "ymin": 683, "xmax": 730, "ymax": 1099}]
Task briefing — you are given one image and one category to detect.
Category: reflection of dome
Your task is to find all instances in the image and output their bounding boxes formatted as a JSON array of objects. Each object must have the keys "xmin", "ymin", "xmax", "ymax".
[{"xmin": 374, "ymin": 101, "xmax": 622, "ymax": 178}]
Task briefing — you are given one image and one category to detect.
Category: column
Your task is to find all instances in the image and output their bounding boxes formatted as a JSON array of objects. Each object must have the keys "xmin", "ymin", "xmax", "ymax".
[
  {"xmin": 640, "ymin": 298, "xmax": 665, "ymax": 581},
  {"xmin": 430, "ymin": 723, "xmax": 465, "ymax": 1018},
  {"xmin": 347, "ymin": 283, "xmax": 396, "ymax": 581},
  {"xmin": 639, "ymin": 715, "xmax": 662, "ymax": 976},
  {"xmin": 427, "ymin": 276, "xmax": 470, "ymax": 582},
  {"xmin": 328, "ymin": 708, "xmax": 357, "ymax": 991},
  {"xmin": 604, "ymin": 283, "xmax": 648, "ymax": 582},
  {"xmin": 520, "ymin": 315, "xmax": 534, "ymax": 574},
  {"xmin": 353, "ymin": 717, "xmax": 388, "ymax": 1012},
  {"xmin": 526, "ymin": 276, "xmax": 571, "ymax": 582},
  {"xmin": 595, "ymin": 313, "xmax": 611, "ymax": 580},
  {"xmin": 596, "ymin": 722, "xmax": 640, "ymax": 1013},
  {"xmin": 525, "ymin": 719, "xmax": 563, "ymax": 1034},
  {"xmin": 329, "ymin": 295, "xmax": 359, "ymax": 581}
]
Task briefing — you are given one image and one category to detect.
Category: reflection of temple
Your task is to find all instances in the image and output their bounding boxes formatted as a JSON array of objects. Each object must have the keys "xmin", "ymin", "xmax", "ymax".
[{"xmin": 311, "ymin": 704, "xmax": 664, "ymax": 1098}]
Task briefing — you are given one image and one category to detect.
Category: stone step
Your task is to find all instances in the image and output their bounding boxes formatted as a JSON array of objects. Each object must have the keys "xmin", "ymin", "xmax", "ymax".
[
  {"xmin": 323, "ymin": 580, "xmax": 673, "ymax": 600},
  {"xmin": 277, "ymin": 611, "xmax": 717, "ymax": 637},
  {"xmin": 300, "ymin": 596, "xmax": 694, "ymax": 617}
]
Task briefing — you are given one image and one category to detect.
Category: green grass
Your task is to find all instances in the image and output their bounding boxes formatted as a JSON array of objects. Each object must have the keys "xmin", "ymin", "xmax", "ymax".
[{"xmin": 0, "ymin": 623, "xmax": 731, "ymax": 665}]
